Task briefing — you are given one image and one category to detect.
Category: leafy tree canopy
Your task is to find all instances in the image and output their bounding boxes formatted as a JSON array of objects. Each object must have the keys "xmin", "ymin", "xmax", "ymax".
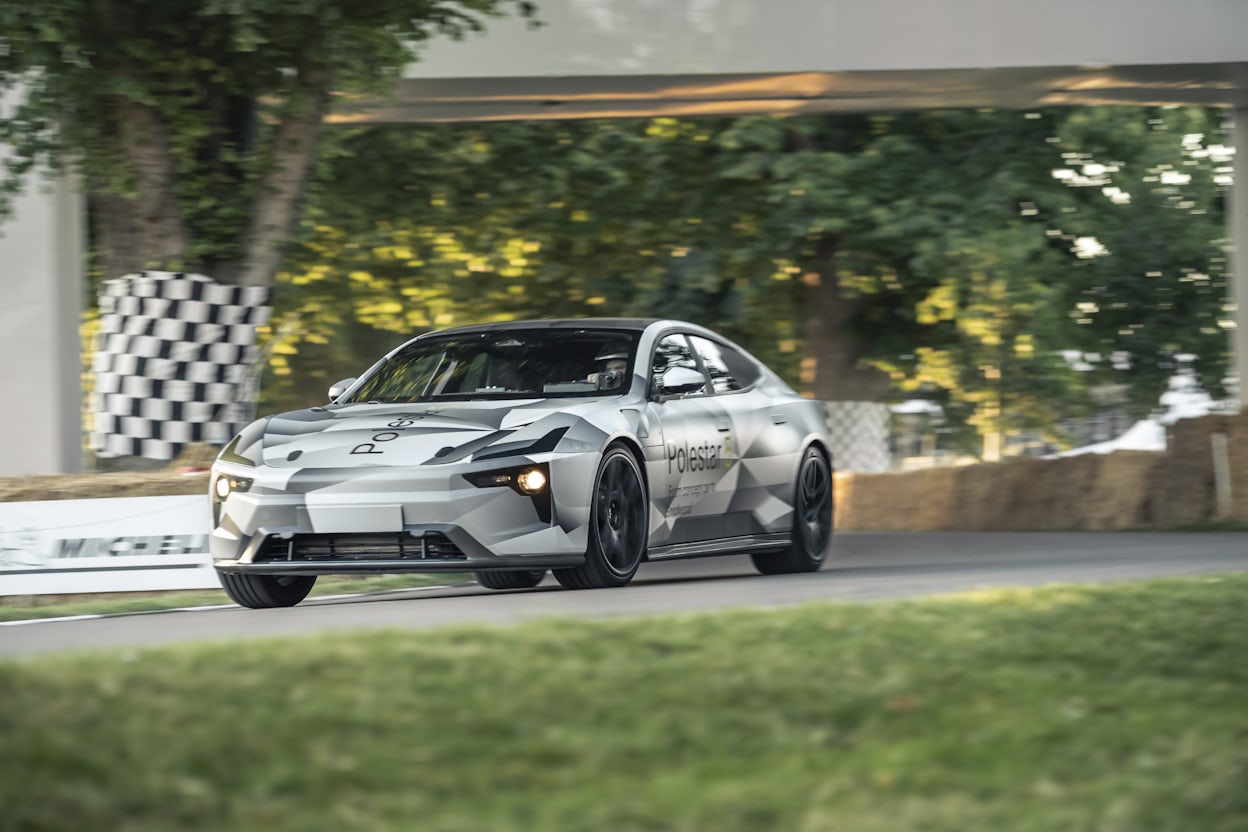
[
  {"xmin": 0, "ymin": 0, "xmax": 535, "ymax": 284},
  {"xmin": 1041, "ymin": 107, "xmax": 1232, "ymax": 412},
  {"xmin": 268, "ymin": 107, "xmax": 1229, "ymax": 456}
]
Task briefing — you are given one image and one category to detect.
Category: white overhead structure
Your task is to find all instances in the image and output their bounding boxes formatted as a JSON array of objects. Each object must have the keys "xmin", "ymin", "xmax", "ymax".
[
  {"xmin": 333, "ymin": 0, "xmax": 1248, "ymax": 123},
  {"xmin": 6, "ymin": 0, "xmax": 1248, "ymax": 474}
]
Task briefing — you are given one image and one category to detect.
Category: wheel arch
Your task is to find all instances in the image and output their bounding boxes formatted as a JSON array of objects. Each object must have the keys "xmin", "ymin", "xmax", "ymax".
[
  {"xmin": 602, "ymin": 434, "xmax": 652, "ymax": 561},
  {"xmin": 604, "ymin": 433, "xmax": 650, "ymax": 497},
  {"xmin": 790, "ymin": 437, "xmax": 834, "ymax": 523},
  {"xmin": 804, "ymin": 437, "xmax": 833, "ymax": 472}
]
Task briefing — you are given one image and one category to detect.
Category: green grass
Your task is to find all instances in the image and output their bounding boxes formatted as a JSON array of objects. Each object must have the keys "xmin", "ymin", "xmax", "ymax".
[
  {"xmin": 2, "ymin": 574, "xmax": 1246, "ymax": 831},
  {"xmin": 0, "ymin": 574, "xmax": 472, "ymax": 622}
]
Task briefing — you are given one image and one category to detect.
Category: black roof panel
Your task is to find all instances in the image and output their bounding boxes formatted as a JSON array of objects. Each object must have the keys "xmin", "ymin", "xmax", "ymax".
[{"xmin": 424, "ymin": 318, "xmax": 662, "ymax": 337}]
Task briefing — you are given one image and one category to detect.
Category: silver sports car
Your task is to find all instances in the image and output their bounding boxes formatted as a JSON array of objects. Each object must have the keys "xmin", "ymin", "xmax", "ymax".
[{"xmin": 210, "ymin": 319, "xmax": 833, "ymax": 608}]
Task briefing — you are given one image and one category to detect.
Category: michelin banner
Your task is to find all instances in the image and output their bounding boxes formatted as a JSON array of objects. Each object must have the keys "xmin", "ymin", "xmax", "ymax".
[{"xmin": 0, "ymin": 495, "xmax": 216, "ymax": 596}]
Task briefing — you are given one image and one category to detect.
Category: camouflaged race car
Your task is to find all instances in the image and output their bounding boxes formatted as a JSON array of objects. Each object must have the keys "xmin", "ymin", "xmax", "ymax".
[{"xmin": 210, "ymin": 319, "xmax": 833, "ymax": 608}]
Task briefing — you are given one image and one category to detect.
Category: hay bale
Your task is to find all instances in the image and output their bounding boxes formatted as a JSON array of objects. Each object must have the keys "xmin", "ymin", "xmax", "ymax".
[
  {"xmin": 835, "ymin": 466, "xmax": 957, "ymax": 531},
  {"xmin": 1083, "ymin": 451, "xmax": 1163, "ymax": 530},
  {"xmin": 837, "ymin": 449, "xmax": 1162, "ymax": 532},
  {"xmin": 1150, "ymin": 415, "xmax": 1224, "ymax": 527},
  {"xmin": 950, "ymin": 458, "xmax": 1043, "ymax": 530},
  {"xmin": 1219, "ymin": 410, "xmax": 1248, "ymax": 520}
]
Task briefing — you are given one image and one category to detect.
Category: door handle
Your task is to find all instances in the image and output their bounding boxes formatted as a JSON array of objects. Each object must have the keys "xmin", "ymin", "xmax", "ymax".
[{"xmin": 715, "ymin": 420, "xmax": 731, "ymax": 432}]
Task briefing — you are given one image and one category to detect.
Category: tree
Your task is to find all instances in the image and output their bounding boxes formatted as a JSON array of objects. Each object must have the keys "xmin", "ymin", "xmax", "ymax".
[
  {"xmin": 0, "ymin": 0, "xmax": 535, "ymax": 286},
  {"xmin": 711, "ymin": 107, "xmax": 1229, "ymax": 452},
  {"xmin": 271, "ymin": 107, "xmax": 1229, "ymax": 458},
  {"xmin": 266, "ymin": 118, "xmax": 805, "ymax": 410},
  {"xmin": 1041, "ymin": 106, "xmax": 1232, "ymax": 414}
]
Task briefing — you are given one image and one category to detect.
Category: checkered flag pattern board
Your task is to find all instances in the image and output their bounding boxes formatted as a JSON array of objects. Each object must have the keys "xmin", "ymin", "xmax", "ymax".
[
  {"xmin": 89, "ymin": 272, "xmax": 272, "ymax": 461},
  {"xmin": 825, "ymin": 401, "xmax": 891, "ymax": 473}
]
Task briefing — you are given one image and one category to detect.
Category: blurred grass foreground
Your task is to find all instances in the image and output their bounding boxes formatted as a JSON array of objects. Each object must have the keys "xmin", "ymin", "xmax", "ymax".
[{"xmin": 2, "ymin": 573, "xmax": 1246, "ymax": 831}]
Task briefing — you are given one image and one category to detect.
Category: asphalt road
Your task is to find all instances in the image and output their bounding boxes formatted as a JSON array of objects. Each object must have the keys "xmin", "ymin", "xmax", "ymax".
[{"xmin": 2, "ymin": 531, "xmax": 1245, "ymax": 657}]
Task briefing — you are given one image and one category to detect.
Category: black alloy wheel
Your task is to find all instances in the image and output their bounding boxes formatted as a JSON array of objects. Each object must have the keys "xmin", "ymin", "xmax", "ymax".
[
  {"xmin": 218, "ymin": 572, "xmax": 317, "ymax": 608},
  {"xmin": 554, "ymin": 445, "xmax": 648, "ymax": 589},
  {"xmin": 751, "ymin": 446, "xmax": 832, "ymax": 575},
  {"xmin": 474, "ymin": 569, "xmax": 547, "ymax": 590}
]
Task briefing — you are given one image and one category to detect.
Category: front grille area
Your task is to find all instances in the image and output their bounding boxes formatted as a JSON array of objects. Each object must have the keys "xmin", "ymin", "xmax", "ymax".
[{"xmin": 255, "ymin": 532, "xmax": 466, "ymax": 562}]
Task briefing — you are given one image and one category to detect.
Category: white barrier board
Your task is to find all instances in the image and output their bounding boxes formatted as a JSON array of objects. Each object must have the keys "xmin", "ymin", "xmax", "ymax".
[{"xmin": 0, "ymin": 495, "xmax": 216, "ymax": 596}]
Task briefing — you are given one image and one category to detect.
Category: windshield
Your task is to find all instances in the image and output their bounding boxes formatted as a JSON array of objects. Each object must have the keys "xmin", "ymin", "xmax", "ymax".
[{"xmin": 343, "ymin": 329, "xmax": 641, "ymax": 403}]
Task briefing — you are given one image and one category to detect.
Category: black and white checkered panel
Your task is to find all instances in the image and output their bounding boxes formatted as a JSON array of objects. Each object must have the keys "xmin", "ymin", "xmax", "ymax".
[
  {"xmin": 825, "ymin": 401, "xmax": 891, "ymax": 473},
  {"xmin": 89, "ymin": 272, "xmax": 272, "ymax": 461}
]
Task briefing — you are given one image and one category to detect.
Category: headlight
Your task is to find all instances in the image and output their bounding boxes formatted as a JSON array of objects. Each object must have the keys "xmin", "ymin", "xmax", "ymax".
[
  {"xmin": 210, "ymin": 473, "xmax": 254, "ymax": 526},
  {"xmin": 464, "ymin": 463, "xmax": 552, "ymax": 523},
  {"xmin": 465, "ymin": 464, "xmax": 549, "ymax": 495},
  {"xmin": 212, "ymin": 474, "xmax": 253, "ymax": 499},
  {"xmin": 515, "ymin": 468, "xmax": 547, "ymax": 494}
]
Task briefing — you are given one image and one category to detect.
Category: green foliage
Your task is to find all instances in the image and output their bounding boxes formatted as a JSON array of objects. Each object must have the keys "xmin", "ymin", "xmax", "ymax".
[
  {"xmin": 262, "ymin": 108, "xmax": 1229, "ymax": 453},
  {"xmin": 2, "ymin": 574, "xmax": 1246, "ymax": 829},
  {"xmin": 265, "ymin": 118, "xmax": 807, "ymax": 409},
  {"xmin": 0, "ymin": 0, "xmax": 534, "ymax": 277},
  {"xmin": 1043, "ymin": 107, "xmax": 1232, "ymax": 410}
]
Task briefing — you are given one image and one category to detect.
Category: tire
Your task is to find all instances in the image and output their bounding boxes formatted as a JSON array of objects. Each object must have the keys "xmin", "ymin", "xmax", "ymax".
[
  {"xmin": 218, "ymin": 571, "xmax": 317, "ymax": 609},
  {"xmin": 554, "ymin": 445, "xmax": 648, "ymax": 589},
  {"xmin": 751, "ymin": 446, "xmax": 832, "ymax": 575},
  {"xmin": 474, "ymin": 569, "xmax": 547, "ymax": 590}
]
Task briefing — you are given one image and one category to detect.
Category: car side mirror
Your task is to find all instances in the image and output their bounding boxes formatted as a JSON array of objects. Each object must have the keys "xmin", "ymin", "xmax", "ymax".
[
  {"xmin": 660, "ymin": 366, "xmax": 704, "ymax": 396},
  {"xmin": 328, "ymin": 377, "xmax": 356, "ymax": 400}
]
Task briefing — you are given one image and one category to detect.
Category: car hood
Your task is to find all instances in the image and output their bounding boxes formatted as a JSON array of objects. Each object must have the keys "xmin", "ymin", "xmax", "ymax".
[{"xmin": 255, "ymin": 399, "xmax": 594, "ymax": 469}]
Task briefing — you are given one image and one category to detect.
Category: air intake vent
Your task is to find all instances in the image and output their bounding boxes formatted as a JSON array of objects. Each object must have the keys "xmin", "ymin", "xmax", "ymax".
[{"xmin": 255, "ymin": 532, "xmax": 466, "ymax": 562}]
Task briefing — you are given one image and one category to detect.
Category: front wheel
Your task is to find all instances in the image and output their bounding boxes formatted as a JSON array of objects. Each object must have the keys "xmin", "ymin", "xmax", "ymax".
[
  {"xmin": 218, "ymin": 572, "xmax": 317, "ymax": 608},
  {"xmin": 751, "ymin": 446, "xmax": 832, "ymax": 575},
  {"xmin": 474, "ymin": 569, "xmax": 547, "ymax": 590},
  {"xmin": 554, "ymin": 446, "xmax": 648, "ymax": 590}
]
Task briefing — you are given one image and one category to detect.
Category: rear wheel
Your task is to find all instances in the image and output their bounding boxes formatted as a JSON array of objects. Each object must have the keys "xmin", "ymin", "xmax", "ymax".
[
  {"xmin": 218, "ymin": 572, "xmax": 317, "ymax": 608},
  {"xmin": 554, "ymin": 446, "xmax": 648, "ymax": 589},
  {"xmin": 751, "ymin": 446, "xmax": 832, "ymax": 575},
  {"xmin": 474, "ymin": 569, "xmax": 546, "ymax": 590}
]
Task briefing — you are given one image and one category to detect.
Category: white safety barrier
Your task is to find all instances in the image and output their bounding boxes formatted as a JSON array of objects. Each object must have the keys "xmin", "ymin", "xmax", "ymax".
[{"xmin": 0, "ymin": 495, "xmax": 216, "ymax": 596}]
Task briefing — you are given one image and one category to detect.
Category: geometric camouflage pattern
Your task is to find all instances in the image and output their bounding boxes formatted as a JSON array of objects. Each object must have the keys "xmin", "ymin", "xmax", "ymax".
[{"xmin": 210, "ymin": 319, "xmax": 831, "ymax": 575}]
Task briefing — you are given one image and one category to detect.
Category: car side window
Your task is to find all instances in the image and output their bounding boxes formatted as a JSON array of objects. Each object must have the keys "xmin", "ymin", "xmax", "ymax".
[
  {"xmin": 689, "ymin": 336, "xmax": 759, "ymax": 393},
  {"xmin": 651, "ymin": 334, "xmax": 706, "ymax": 396}
]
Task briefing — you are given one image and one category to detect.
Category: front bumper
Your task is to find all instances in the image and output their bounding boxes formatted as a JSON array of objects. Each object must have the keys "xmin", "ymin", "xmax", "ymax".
[
  {"xmin": 210, "ymin": 454, "xmax": 595, "ymax": 574},
  {"xmin": 213, "ymin": 524, "xmax": 586, "ymax": 575}
]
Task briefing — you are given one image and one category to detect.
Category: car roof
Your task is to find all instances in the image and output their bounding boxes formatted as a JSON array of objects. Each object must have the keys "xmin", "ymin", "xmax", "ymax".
[{"xmin": 421, "ymin": 318, "xmax": 663, "ymax": 337}]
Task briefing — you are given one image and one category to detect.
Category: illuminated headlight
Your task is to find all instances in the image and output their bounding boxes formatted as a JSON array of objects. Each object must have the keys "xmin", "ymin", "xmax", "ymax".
[
  {"xmin": 463, "ymin": 463, "xmax": 552, "ymax": 523},
  {"xmin": 465, "ymin": 465, "xmax": 549, "ymax": 495},
  {"xmin": 210, "ymin": 473, "xmax": 253, "ymax": 526},
  {"xmin": 515, "ymin": 468, "xmax": 547, "ymax": 494},
  {"xmin": 211, "ymin": 474, "xmax": 253, "ymax": 500}
]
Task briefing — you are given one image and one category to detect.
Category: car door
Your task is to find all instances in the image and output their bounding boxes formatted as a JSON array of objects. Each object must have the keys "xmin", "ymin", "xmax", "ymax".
[
  {"xmin": 645, "ymin": 332, "xmax": 735, "ymax": 549},
  {"xmin": 686, "ymin": 334, "xmax": 794, "ymax": 538}
]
